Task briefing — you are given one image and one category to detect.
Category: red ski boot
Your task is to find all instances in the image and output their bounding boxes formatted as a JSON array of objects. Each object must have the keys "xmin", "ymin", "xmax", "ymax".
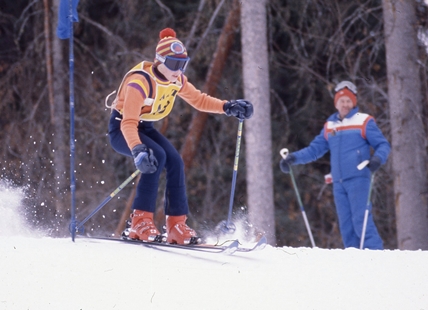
[
  {"xmin": 165, "ymin": 215, "xmax": 200, "ymax": 245},
  {"xmin": 128, "ymin": 210, "xmax": 162, "ymax": 242}
]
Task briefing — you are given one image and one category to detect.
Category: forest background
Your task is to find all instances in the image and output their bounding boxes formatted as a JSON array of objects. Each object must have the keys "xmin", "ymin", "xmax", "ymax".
[{"xmin": 1, "ymin": 0, "xmax": 428, "ymax": 249}]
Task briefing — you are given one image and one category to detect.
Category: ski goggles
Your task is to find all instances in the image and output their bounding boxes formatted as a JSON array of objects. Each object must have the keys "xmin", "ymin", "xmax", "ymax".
[
  {"xmin": 156, "ymin": 54, "xmax": 190, "ymax": 72},
  {"xmin": 334, "ymin": 81, "xmax": 357, "ymax": 95}
]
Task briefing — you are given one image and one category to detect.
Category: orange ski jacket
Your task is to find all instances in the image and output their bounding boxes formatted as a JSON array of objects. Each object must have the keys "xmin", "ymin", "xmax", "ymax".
[{"xmin": 112, "ymin": 61, "xmax": 226, "ymax": 150}]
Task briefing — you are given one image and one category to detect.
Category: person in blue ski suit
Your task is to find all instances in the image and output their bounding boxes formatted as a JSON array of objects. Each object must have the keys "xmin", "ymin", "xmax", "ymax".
[{"xmin": 280, "ymin": 81, "xmax": 390, "ymax": 249}]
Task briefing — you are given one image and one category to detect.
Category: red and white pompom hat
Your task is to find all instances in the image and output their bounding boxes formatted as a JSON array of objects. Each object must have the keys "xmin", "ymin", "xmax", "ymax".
[{"xmin": 154, "ymin": 28, "xmax": 188, "ymax": 65}]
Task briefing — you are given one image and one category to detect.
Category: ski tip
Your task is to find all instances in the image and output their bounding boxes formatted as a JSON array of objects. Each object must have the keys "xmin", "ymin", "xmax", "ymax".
[
  {"xmin": 259, "ymin": 235, "xmax": 267, "ymax": 244},
  {"xmin": 256, "ymin": 236, "xmax": 267, "ymax": 250},
  {"xmin": 223, "ymin": 240, "xmax": 239, "ymax": 255}
]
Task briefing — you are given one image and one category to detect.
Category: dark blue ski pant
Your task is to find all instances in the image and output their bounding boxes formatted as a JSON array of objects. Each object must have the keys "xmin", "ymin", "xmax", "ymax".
[
  {"xmin": 333, "ymin": 177, "xmax": 383, "ymax": 250},
  {"xmin": 108, "ymin": 110, "xmax": 189, "ymax": 216}
]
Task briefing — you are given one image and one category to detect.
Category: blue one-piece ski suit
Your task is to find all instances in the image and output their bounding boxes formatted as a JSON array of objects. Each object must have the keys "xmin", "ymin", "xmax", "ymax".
[{"xmin": 291, "ymin": 107, "xmax": 390, "ymax": 249}]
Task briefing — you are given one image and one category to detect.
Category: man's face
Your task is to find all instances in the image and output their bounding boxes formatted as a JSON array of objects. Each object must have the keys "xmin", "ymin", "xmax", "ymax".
[{"xmin": 335, "ymin": 95, "xmax": 354, "ymax": 119}]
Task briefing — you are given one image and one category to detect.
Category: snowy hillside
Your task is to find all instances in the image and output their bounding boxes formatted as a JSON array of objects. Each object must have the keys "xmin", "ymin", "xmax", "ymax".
[{"xmin": 1, "ymin": 186, "xmax": 428, "ymax": 310}]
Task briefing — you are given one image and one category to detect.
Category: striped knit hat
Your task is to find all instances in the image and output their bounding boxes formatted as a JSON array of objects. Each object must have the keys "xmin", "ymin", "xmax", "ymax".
[{"xmin": 154, "ymin": 28, "xmax": 188, "ymax": 65}]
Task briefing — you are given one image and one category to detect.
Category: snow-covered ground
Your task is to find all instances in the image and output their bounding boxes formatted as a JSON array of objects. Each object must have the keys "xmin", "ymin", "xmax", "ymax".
[{"xmin": 1, "ymin": 185, "xmax": 428, "ymax": 310}]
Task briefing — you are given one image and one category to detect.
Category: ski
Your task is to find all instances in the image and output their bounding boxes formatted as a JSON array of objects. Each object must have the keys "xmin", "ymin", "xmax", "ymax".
[
  {"xmin": 77, "ymin": 235, "xmax": 266, "ymax": 255},
  {"xmin": 78, "ymin": 235, "xmax": 239, "ymax": 255},
  {"xmin": 123, "ymin": 237, "xmax": 240, "ymax": 255}
]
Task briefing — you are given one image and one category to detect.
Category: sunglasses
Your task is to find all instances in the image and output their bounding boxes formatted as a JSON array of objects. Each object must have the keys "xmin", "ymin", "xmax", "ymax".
[
  {"xmin": 156, "ymin": 54, "xmax": 190, "ymax": 72},
  {"xmin": 334, "ymin": 81, "xmax": 357, "ymax": 95},
  {"xmin": 163, "ymin": 56, "xmax": 190, "ymax": 72}
]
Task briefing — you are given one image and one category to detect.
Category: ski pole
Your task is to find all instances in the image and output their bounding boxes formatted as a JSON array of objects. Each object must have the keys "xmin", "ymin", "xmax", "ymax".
[
  {"xmin": 73, "ymin": 169, "xmax": 141, "ymax": 234},
  {"xmin": 217, "ymin": 118, "xmax": 244, "ymax": 234},
  {"xmin": 280, "ymin": 148, "xmax": 316, "ymax": 248},
  {"xmin": 359, "ymin": 172, "xmax": 375, "ymax": 249}
]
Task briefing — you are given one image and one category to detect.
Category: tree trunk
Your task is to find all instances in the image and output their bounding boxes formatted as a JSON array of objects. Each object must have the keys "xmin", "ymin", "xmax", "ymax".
[
  {"xmin": 180, "ymin": 0, "xmax": 240, "ymax": 172},
  {"xmin": 382, "ymin": 0, "xmax": 428, "ymax": 250},
  {"xmin": 240, "ymin": 0, "xmax": 276, "ymax": 244}
]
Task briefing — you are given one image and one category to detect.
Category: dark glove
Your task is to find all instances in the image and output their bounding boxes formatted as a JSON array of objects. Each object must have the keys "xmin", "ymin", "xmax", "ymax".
[
  {"xmin": 132, "ymin": 144, "xmax": 158, "ymax": 174},
  {"xmin": 223, "ymin": 99, "xmax": 254, "ymax": 119},
  {"xmin": 367, "ymin": 156, "xmax": 381, "ymax": 173},
  {"xmin": 280, "ymin": 154, "xmax": 296, "ymax": 174}
]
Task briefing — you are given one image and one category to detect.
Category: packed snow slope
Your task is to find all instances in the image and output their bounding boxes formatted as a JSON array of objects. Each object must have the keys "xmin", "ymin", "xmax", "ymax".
[{"xmin": 1, "ymin": 186, "xmax": 428, "ymax": 310}]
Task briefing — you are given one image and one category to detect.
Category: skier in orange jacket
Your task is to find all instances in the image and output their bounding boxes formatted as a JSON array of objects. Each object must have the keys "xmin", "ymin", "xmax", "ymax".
[{"xmin": 108, "ymin": 28, "xmax": 253, "ymax": 245}]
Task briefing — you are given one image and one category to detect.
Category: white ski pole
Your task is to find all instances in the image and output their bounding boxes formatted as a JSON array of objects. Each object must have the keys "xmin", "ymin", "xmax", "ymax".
[
  {"xmin": 280, "ymin": 148, "xmax": 316, "ymax": 248},
  {"xmin": 357, "ymin": 160, "xmax": 374, "ymax": 249}
]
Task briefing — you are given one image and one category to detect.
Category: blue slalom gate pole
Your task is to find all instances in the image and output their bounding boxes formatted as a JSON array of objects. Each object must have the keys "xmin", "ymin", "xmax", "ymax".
[{"xmin": 67, "ymin": 0, "xmax": 77, "ymax": 241}]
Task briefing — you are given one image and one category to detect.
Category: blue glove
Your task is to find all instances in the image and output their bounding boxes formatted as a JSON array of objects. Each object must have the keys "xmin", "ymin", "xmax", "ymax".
[
  {"xmin": 132, "ymin": 144, "xmax": 158, "ymax": 174},
  {"xmin": 280, "ymin": 154, "xmax": 296, "ymax": 174},
  {"xmin": 223, "ymin": 100, "xmax": 254, "ymax": 119},
  {"xmin": 367, "ymin": 156, "xmax": 381, "ymax": 173}
]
